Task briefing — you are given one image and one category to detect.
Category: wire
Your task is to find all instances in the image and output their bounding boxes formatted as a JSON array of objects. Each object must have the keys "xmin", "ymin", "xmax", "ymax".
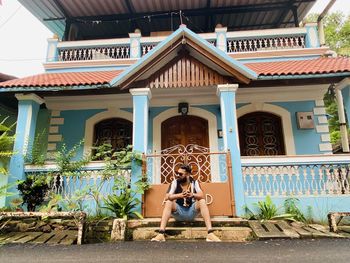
[{"xmin": 0, "ymin": 6, "xmax": 21, "ymax": 30}]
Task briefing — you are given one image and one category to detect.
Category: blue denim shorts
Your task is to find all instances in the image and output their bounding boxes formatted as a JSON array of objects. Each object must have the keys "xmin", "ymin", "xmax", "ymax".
[{"xmin": 172, "ymin": 203, "xmax": 198, "ymax": 222}]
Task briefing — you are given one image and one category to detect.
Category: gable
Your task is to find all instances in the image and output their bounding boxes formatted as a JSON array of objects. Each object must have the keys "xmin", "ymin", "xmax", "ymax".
[{"xmin": 145, "ymin": 53, "xmax": 231, "ymax": 89}]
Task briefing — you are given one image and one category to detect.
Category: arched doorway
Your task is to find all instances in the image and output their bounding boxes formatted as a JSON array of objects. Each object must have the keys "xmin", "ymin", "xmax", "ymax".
[
  {"xmin": 238, "ymin": 112, "xmax": 285, "ymax": 156},
  {"xmin": 161, "ymin": 115, "xmax": 209, "ymax": 183}
]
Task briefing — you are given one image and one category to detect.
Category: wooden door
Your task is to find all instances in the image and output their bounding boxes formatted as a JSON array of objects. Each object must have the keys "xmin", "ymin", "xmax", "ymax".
[
  {"xmin": 238, "ymin": 112, "xmax": 285, "ymax": 156},
  {"xmin": 161, "ymin": 115, "xmax": 209, "ymax": 182}
]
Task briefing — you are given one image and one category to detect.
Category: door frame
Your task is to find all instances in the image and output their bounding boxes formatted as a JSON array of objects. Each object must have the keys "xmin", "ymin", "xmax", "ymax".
[{"xmin": 152, "ymin": 107, "xmax": 220, "ymax": 183}]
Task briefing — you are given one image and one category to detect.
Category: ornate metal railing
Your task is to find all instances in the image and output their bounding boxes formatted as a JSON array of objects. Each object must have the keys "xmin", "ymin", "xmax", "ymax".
[
  {"xmin": 143, "ymin": 144, "xmax": 229, "ymax": 184},
  {"xmin": 24, "ymin": 163, "xmax": 131, "ymax": 199},
  {"xmin": 58, "ymin": 44, "xmax": 130, "ymax": 61},
  {"xmin": 242, "ymin": 156, "xmax": 350, "ymax": 197}
]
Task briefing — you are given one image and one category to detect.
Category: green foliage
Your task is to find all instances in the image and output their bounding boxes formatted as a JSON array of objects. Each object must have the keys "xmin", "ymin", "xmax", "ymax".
[
  {"xmin": 0, "ymin": 116, "xmax": 15, "ymax": 174},
  {"xmin": 284, "ymin": 198, "xmax": 306, "ymax": 222},
  {"xmin": 59, "ymin": 187, "xmax": 90, "ymax": 212},
  {"xmin": 0, "ymin": 181, "xmax": 19, "ymax": 199},
  {"xmin": 305, "ymin": 205, "xmax": 314, "ymax": 224},
  {"xmin": 17, "ymin": 174, "xmax": 51, "ymax": 211},
  {"xmin": 243, "ymin": 196, "xmax": 296, "ymax": 221},
  {"xmin": 55, "ymin": 139, "xmax": 90, "ymax": 176},
  {"xmin": 25, "ymin": 129, "xmax": 47, "ymax": 165},
  {"xmin": 39, "ymin": 193, "xmax": 62, "ymax": 213},
  {"xmin": 305, "ymin": 12, "xmax": 350, "ymax": 56}
]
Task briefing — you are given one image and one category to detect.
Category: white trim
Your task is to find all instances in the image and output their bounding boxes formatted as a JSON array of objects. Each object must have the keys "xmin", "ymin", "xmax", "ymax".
[
  {"xmin": 50, "ymin": 118, "xmax": 64, "ymax": 125},
  {"xmin": 217, "ymin": 84, "xmax": 239, "ymax": 95},
  {"xmin": 22, "ymin": 106, "xmax": 33, "ymax": 155},
  {"xmin": 313, "ymin": 107, "xmax": 326, "ymax": 115},
  {"xmin": 129, "ymin": 88, "xmax": 152, "ymax": 99},
  {"xmin": 315, "ymin": 100, "xmax": 324, "ymax": 107},
  {"xmin": 236, "ymin": 103, "xmax": 296, "ymax": 155},
  {"xmin": 47, "ymin": 143, "xmax": 57, "ymax": 151},
  {"xmin": 49, "ymin": 126, "xmax": 59, "ymax": 134},
  {"xmin": 241, "ymin": 154, "xmax": 350, "ymax": 165},
  {"xmin": 321, "ymin": 134, "xmax": 331, "ymax": 142},
  {"xmin": 237, "ymin": 85, "xmax": 329, "ymax": 103},
  {"xmin": 219, "ymin": 96, "xmax": 228, "ymax": 150},
  {"xmin": 152, "ymin": 107, "xmax": 220, "ymax": 183},
  {"xmin": 319, "ymin": 143, "xmax": 332, "ymax": 152},
  {"xmin": 15, "ymin": 93, "xmax": 45, "ymax": 105},
  {"xmin": 57, "ymin": 37, "xmax": 130, "ymax": 48},
  {"xmin": 143, "ymin": 102, "xmax": 148, "ymax": 153},
  {"xmin": 48, "ymin": 134, "xmax": 62, "ymax": 142},
  {"xmin": 83, "ymin": 109, "xmax": 133, "ymax": 155},
  {"xmin": 51, "ymin": 110, "xmax": 61, "ymax": 117},
  {"xmin": 317, "ymin": 116, "xmax": 328, "ymax": 124},
  {"xmin": 316, "ymin": 125, "xmax": 329, "ymax": 133},
  {"xmin": 226, "ymin": 27, "xmax": 306, "ymax": 39}
]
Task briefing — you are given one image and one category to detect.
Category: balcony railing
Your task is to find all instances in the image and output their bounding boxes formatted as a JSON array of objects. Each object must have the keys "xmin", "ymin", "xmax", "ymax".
[
  {"xmin": 24, "ymin": 162, "xmax": 131, "ymax": 200},
  {"xmin": 241, "ymin": 155, "xmax": 350, "ymax": 197},
  {"xmin": 48, "ymin": 26, "xmax": 315, "ymax": 63}
]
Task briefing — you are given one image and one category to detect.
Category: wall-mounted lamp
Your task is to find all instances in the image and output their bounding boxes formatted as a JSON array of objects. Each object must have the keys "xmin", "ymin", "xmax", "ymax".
[{"xmin": 178, "ymin": 102, "xmax": 189, "ymax": 116}]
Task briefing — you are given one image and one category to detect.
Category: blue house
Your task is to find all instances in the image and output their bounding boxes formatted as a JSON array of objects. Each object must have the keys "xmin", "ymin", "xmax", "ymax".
[{"xmin": 0, "ymin": 0, "xmax": 350, "ymax": 219}]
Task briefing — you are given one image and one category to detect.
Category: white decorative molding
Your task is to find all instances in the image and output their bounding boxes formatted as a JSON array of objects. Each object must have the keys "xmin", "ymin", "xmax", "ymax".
[
  {"xmin": 152, "ymin": 107, "xmax": 220, "ymax": 183},
  {"xmin": 321, "ymin": 134, "xmax": 331, "ymax": 142},
  {"xmin": 129, "ymin": 88, "xmax": 152, "ymax": 99},
  {"xmin": 49, "ymin": 126, "xmax": 59, "ymax": 134},
  {"xmin": 319, "ymin": 143, "xmax": 332, "ymax": 152},
  {"xmin": 217, "ymin": 84, "xmax": 239, "ymax": 95},
  {"xmin": 318, "ymin": 116, "xmax": 328, "ymax": 124},
  {"xmin": 51, "ymin": 110, "xmax": 61, "ymax": 117},
  {"xmin": 48, "ymin": 134, "xmax": 62, "ymax": 142},
  {"xmin": 236, "ymin": 103, "xmax": 296, "ymax": 155},
  {"xmin": 335, "ymin": 77, "xmax": 350, "ymax": 90},
  {"xmin": 316, "ymin": 125, "xmax": 329, "ymax": 133},
  {"xmin": 50, "ymin": 118, "xmax": 64, "ymax": 125},
  {"xmin": 315, "ymin": 100, "xmax": 324, "ymax": 107},
  {"xmin": 237, "ymin": 85, "xmax": 329, "ymax": 103},
  {"xmin": 45, "ymin": 94, "xmax": 132, "ymax": 110},
  {"xmin": 15, "ymin": 93, "xmax": 45, "ymax": 105},
  {"xmin": 226, "ymin": 27, "xmax": 306, "ymax": 39},
  {"xmin": 313, "ymin": 107, "xmax": 326, "ymax": 115},
  {"xmin": 83, "ymin": 109, "xmax": 133, "ymax": 154}
]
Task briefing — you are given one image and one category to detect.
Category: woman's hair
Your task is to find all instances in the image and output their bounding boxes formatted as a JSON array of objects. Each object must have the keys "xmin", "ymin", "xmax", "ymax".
[{"xmin": 179, "ymin": 164, "xmax": 192, "ymax": 173}]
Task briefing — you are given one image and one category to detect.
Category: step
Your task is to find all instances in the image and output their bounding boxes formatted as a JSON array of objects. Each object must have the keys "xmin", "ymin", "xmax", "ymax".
[
  {"xmin": 128, "ymin": 217, "xmax": 248, "ymax": 229},
  {"xmin": 132, "ymin": 226, "xmax": 253, "ymax": 242}
]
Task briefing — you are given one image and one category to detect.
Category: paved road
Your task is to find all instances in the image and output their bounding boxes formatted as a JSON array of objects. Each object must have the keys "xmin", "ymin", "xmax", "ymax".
[{"xmin": 1, "ymin": 239, "xmax": 349, "ymax": 263}]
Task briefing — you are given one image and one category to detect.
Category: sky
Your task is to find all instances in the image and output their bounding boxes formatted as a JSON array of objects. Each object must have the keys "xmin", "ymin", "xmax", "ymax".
[{"xmin": 0, "ymin": 0, "xmax": 350, "ymax": 78}]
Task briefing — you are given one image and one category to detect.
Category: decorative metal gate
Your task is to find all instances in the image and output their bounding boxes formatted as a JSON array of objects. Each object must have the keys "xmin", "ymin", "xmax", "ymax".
[{"xmin": 142, "ymin": 144, "xmax": 235, "ymax": 217}]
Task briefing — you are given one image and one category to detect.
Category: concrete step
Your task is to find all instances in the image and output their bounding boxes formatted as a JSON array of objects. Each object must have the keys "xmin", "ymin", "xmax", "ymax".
[
  {"xmin": 132, "ymin": 226, "xmax": 253, "ymax": 242},
  {"xmin": 128, "ymin": 217, "xmax": 248, "ymax": 229}
]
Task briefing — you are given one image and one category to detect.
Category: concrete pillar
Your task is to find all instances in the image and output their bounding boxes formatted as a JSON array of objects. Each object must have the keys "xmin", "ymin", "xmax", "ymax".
[
  {"xmin": 129, "ymin": 88, "xmax": 151, "ymax": 212},
  {"xmin": 217, "ymin": 84, "xmax": 244, "ymax": 216},
  {"xmin": 215, "ymin": 26, "xmax": 227, "ymax": 52},
  {"xmin": 6, "ymin": 94, "xmax": 44, "ymax": 204},
  {"xmin": 46, "ymin": 37, "xmax": 59, "ymax": 62},
  {"xmin": 305, "ymin": 23, "xmax": 320, "ymax": 48},
  {"xmin": 129, "ymin": 32, "xmax": 142, "ymax": 59}
]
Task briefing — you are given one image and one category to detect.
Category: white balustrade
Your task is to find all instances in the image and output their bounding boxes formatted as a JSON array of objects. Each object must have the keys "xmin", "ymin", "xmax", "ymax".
[{"xmin": 242, "ymin": 155, "xmax": 350, "ymax": 197}]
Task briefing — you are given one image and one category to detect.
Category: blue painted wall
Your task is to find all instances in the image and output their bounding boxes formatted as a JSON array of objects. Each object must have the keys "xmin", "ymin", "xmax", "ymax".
[{"xmin": 59, "ymin": 109, "xmax": 105, "ymax": 158}]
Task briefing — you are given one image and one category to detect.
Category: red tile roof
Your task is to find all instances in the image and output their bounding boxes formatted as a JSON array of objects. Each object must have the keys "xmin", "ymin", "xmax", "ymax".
[
  {"xmin": 0, "ymin": 70, "xmax": 122, "ymax": 88},
  {"xmin": 0, "ymin": 57, "xmax": 349, "ymax": 89},
  {"xmin": 245, "ymin": 57, "xmax": 350, "ymax": 76}
]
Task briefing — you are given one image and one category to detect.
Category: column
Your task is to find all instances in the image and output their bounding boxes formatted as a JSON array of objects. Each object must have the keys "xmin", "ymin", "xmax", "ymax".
[
  {"xmin": 305, "ymin": 23, "xmax": 320, "ymax": 48},
  {"xmin": 129, "ymin": 31, "xmax": 142, "ymax": 59},
  {"xmin": 6, "ymin": 94, "xmax": 44, "ymax": 204},
  {"xmin": 46, "ymin": 37, "xmax": 59, "ymax": 62},
  {"xmin": 215, "ymin": 25, "xmax": 227, "ymax": 52},
  {"xmin": 217, "ymin": 84, "xmax": 244, "ymax": 216},
  {"xmin": 130, "ymin": 88, "xmax": 151, "ymax": 212}
]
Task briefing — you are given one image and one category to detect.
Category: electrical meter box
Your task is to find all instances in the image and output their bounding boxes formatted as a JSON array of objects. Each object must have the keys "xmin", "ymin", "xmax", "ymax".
[{"xmin": 296, "ymin": 112, "xmax": 315, "ymax": 129}]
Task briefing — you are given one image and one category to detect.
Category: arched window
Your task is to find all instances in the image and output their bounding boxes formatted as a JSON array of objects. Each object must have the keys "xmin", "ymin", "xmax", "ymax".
[
  {"xmin": 238, "ymin": 112, "xmax": 285, "ymax": 156},
  {"xmin": 93, "ymin": 118, "xmax": 132, "ymax": 152}
]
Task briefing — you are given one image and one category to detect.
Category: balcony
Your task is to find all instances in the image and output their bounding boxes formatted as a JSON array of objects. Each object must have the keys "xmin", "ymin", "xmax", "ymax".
[{"xmin": 45, "ymin": 24, "xmax": 321, "ymax": 69}]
